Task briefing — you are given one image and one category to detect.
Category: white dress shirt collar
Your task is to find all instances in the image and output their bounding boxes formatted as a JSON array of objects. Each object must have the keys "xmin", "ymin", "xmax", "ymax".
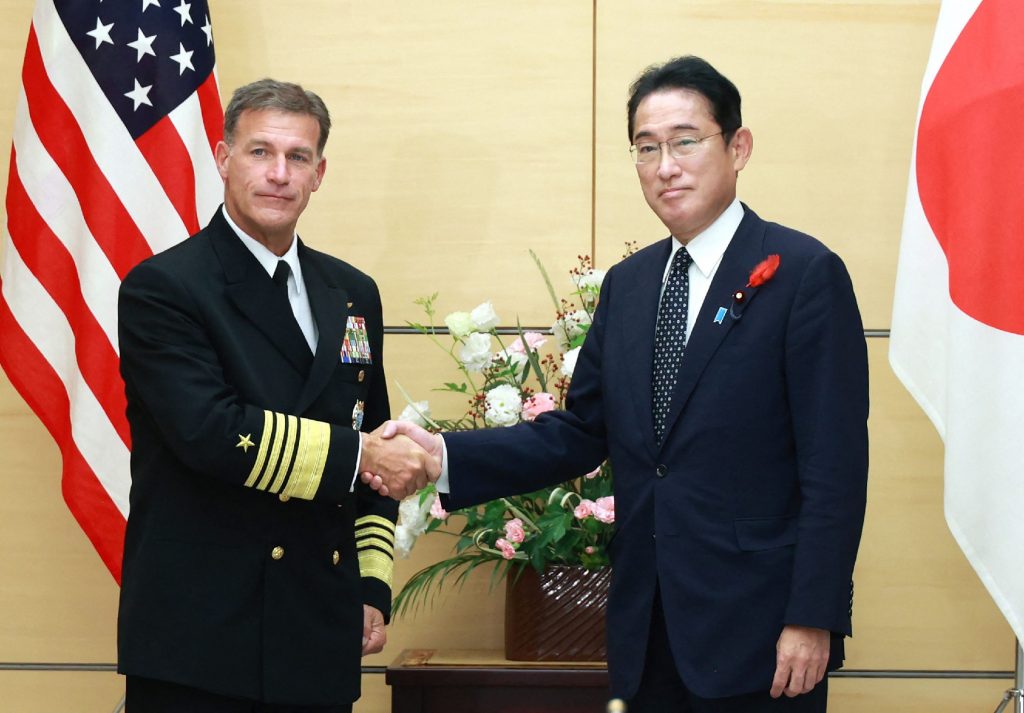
[
  {"xmin": 221, "ymin": 205, "xmax": 305, "ymax": 296},
  {"xmin": 664, "ymin": 198, "xmax": 744, "ymax": 283}
]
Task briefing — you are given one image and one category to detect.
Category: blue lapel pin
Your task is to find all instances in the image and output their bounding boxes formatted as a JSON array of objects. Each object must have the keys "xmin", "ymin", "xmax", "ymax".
[{"xmin": 714, "ymin": 307, "xmax": 727, "ymax": 324}]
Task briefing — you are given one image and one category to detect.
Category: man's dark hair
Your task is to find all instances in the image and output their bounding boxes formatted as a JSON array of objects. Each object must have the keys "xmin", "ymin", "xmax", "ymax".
[
  {"xmin": 223, "ymin": 78, "xmax": 332, "ymax": 156},
  {"xmin": 626, "ymin": 56, "xmax": 742, "ymax": 144}
]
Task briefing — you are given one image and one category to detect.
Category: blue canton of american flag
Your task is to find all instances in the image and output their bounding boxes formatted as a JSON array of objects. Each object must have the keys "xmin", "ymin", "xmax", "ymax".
[{"xmin": 0, "ymin": 0, "xmax": 224, "ymax": 582}]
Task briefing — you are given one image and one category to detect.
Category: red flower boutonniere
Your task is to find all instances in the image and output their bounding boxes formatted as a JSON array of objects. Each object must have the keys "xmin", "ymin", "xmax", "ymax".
[
  {"xmin": 728, "ymin": 254, "xmax": 781, "ymax": 320},
  {"xmin": 747, "ymin": 254, "xmax": 781, "ymax": 288}
]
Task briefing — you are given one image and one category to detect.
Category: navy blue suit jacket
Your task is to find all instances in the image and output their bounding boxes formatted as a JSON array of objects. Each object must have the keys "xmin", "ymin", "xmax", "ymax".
[{"xmin": 444, "ymin": 205, "xmax": 869, "ymax": 699}]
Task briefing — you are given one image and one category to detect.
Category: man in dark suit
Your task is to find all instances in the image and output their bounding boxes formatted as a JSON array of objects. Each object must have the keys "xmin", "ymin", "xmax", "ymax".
[
  {"xmin": 117, "ymin": 79, "xmax": 434, "ymax": 711},
  {"xmin": 368, "ymin": 56, "xmax": 868, "ymax": 712}
]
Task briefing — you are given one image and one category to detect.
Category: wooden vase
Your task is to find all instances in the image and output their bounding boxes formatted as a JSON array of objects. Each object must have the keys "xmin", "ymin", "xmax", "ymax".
[{"xmin": 504, "ymin": 564, "xmax": 610, "ymax": 661}]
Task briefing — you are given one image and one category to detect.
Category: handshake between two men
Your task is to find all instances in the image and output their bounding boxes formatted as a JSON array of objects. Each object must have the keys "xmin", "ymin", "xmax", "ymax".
[{"xmin": 358, "ymin": 421, "xmax": 444, "ymax": 499}]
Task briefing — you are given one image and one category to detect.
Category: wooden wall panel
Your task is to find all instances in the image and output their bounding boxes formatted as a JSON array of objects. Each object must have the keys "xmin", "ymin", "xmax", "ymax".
[
  {"xmin": 210, "ymin": 0, "xmax": 595, "ymax": 327},
  {"xmin": 0, "ymin": 671, "xmax": 123, "ymax": 713},
  {"xmin": 829, "ymin": 677, "xmax": 1011, "ymax": 713},
  {"xmin": 593, "ymin": 0, "xmax": 940, "ymax": 328}
]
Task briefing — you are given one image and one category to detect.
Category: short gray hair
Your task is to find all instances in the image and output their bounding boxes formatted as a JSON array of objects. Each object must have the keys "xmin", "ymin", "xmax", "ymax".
[{"xmin": 223, "ymin": 78, "xmax": 332, "ymax": 156}]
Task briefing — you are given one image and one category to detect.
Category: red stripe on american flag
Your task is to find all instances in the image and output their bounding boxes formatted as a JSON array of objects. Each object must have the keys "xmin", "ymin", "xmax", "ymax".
[
  {"xmin": 196, "ymin": 72, "xmax": 225, "ymax": 156},
  {"xmin": 136, "ymin": 116, "xmax": 201, "ymax": 236},
  {"xmin": 0, "ymin": 295, "xmax": 126, "ymax": 582},
  {"xmin": 5, "ymin": 157, "xmax": 131, "ymax": 447},
  {"xmin": 21, "ymin": 28, "xmax": 154, "ymax": 279}
]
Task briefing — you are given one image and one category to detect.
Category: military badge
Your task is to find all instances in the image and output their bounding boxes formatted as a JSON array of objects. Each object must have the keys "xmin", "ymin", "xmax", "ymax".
[
  {"xmin": 340, "ymin": 315, "xmax": 372, "ymax": 364},
  {"xmin": 352, "ymin": 399, "xmax": 366, "ymax": 431}
]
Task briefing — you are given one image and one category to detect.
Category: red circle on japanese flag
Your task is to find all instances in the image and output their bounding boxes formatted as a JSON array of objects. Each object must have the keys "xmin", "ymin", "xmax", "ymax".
[{"xmin": 916, "ymin": 0, "xmax": 1024, "ymax": 335}]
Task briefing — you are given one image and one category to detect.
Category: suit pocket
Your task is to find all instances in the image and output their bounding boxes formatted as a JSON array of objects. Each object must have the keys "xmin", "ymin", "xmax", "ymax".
[{"xmin": 734, "ymin": 515, "xmax": 798, "ymax": 551}]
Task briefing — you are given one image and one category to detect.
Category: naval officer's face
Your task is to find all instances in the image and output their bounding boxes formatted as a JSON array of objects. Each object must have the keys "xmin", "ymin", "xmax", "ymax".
[
  {"xmin": 631, "ymin": 89, "xmax": 751, "ymax": 244},
  {"xmin": 216, "ymin": 108, "xmax": 327, "ymax": 254}
]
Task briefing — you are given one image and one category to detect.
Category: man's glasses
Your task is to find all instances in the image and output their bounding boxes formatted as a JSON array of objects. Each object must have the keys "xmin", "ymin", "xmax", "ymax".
[{"xmin": 629, "ymin": 131, "xmax": 724, "ymax": 164}]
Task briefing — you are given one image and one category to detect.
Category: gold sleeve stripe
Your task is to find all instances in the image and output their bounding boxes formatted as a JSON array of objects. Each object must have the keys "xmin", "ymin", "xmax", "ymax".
[
  {"xmin": 355, "ymin": 526, "xmax": 395, "ymax": 544},
  {"xmin": 268, "ymin": 415, "xmax": 299, "ymax": 494},
  {"xmin": 358, "ymin": 549, "xmax": 394, "ymax": 587},
  {"xmin": 357, "ymin": 536, "xmax": 395, "ymax": 556},
  {"xmin": 355, "ymin": 515, "xmax": 396, "ymax": 533},
  {"xmin": 244, "ymin": 410, "xmax": 274, "ymax": 488},
  {"xmin": 281, "ymin": 417, "xmax": 330, "ymax": 500}
]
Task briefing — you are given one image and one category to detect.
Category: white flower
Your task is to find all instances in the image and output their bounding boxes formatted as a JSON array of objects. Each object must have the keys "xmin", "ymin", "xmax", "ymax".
[
  {"xmin": 444, "ymin": 311, "xmax": 475, "ymax": 339},
  {"xmin": 561, "ymin": 346, "xmax": 581, "ymax": 378},
  {"xmin": 495, "ymin": 349, "xmax": 529, "ymax": 378},
  {"xmin": 398, "ymin": 401, "xmax": 431, "ymax": 428},
  {"xmin": 572, "ymin": 268, "xmax": 606, "ymax": 293},
  {"xmin": 552, "ymin": 310, "xmax": 592, "ymax": 350},
  {"xmin": 573, "ymin": 269, "xmax": 606, "ymax": 307},
  {"xmin": 470, "ymin": 301, "xmax": 500, "ymax": 332},
  {"xmin": 459, "ymin": 332, "xmax": 493, "ymax": 372},
  {"xmin": 395, "ymin": 494, "xmax": 434, "ymax": 558},
  {"xmin": 485, "ymin": 384, "xmax": 523, "ymax": 427},
  {"xmin": 395, "ymin": 524, "xmax": 417, "ymax": 559}
]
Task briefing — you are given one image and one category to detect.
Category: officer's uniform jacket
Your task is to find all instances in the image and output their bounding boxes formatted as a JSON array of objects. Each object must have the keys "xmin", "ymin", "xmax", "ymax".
[{"xmin": 116, "ymin": 208, "xmax": 397, "ymax": 706}]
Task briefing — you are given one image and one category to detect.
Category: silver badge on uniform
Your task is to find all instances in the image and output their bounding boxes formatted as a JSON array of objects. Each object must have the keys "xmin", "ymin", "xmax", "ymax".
[{"xmin": 352, "ymin": 399, "xmax": 365, "ymax": 431}]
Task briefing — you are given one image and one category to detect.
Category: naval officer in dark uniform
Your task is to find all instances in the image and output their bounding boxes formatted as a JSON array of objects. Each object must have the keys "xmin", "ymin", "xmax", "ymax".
[{"xmin": 117, "ymin": 79, "xmax": 434, "ymax": 712}]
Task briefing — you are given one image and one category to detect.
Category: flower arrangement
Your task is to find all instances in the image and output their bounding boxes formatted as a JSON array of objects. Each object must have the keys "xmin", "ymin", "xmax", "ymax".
[{"xmin": 391, "ymin": 252, "xmax": 614, "ymax": 617}]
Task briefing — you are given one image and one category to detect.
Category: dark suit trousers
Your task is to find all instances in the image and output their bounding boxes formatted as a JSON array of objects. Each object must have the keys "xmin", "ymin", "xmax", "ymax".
[
  {"xmin": 125, "ymin": 676, "xmax": 353, "ymax": 713},
  {"xmin": 626, "ymin": 589, "xmax": 828, "ymax": 713}
]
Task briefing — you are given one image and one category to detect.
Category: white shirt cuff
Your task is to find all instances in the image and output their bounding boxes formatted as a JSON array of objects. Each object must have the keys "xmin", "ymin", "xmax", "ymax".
[{"xmin": 435, "ymin": 435, "xmax": 451, "ymax": 494}]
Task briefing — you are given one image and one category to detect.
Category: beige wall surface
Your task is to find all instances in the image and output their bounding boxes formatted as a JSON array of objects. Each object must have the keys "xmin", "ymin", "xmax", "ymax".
[{"xmin": 1, "ymin": 1, "xmax": 1015, "ymax": 712}]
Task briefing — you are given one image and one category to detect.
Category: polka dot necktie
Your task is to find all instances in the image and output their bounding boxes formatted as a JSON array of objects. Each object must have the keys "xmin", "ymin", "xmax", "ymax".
[{"xmin": 651, "ymin": 247, "xmax": 692, "ymax": 444}]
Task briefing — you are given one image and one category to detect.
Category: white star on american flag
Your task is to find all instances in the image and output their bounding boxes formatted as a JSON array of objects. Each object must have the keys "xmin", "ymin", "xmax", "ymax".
[
  {"xmin": 86, "ymin": 17, "xmax": 115, "ymax": 49},
  {"xmin": 170, "ymin": 43, "xmax": 195, "ymax": 75},
  {"xmin": 127, "ymin": 28, "xmax": 157, "ymax": 62},
  {"xmin": 124, "ymin": 79, "xmax": 154, "ymax": 110},
  {"xmin": 142, "ymin": 0, "xmax": 162, "ymax": 10},
  {"xmin": 201, "ymin": 15, "xmax": 213, "ymax": 46},
  {"xmin": 173, "ymin": 0, "xmax": 193, "ymax": 27}
]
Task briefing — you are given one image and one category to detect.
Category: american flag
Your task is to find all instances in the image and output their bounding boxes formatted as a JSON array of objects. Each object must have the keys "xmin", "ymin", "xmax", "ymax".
[{"xmin": 0, "ymin": 0, "xmax": 224, "ymax": 582}]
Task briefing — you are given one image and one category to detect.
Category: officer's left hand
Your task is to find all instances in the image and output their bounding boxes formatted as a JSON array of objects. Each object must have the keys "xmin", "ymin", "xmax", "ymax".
[{"xmin": 362, "ymin": 605, "xmax": 386, "ymax": 656}]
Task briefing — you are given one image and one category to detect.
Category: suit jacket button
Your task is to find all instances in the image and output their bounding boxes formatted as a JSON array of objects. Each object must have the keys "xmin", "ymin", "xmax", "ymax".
[
  {"xmin": 271, "ymin": 546, "xmax": 285, "ymax": 560},
  {"xmin": 358, "ymin": 369, "xmax": 366, "ymax": 383},
  {"xmin": 656, "ymin": 465, "xmax": 668, "ymax": 478},
  {"xmin": 332, "ymin": 550, "xmax": 341, "ymax": 565},
  {"xmin": 279, "ymin": 493, "xmax": 290, "ymax": 502}
]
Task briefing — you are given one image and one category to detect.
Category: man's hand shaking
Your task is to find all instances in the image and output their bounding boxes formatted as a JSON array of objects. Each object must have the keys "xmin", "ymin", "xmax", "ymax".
[
  {"xmin": 359, "ymin": 421, "xmax": 444, "ymax": 499},
  {"xmin": 358, "ymin": 421, "xmax": 443, "ymax": 499}
]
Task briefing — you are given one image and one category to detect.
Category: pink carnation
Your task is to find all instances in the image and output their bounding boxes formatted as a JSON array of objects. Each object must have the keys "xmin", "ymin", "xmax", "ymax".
[
  {"xmin": 495, "ymin": 537, "xmax": 517, "ymax": 560},
  {"xmin": 574, "ymin": 500, "xmax": 594, "ymax": 520},
  {"xmin": 522, "ymin": 393, "xmax": 556, "ymax": 421},
  {"xmin": 592, "ymin": 496, "xmax": 615, "ymax": 524},
  {"xmin": 430, "ymin": 496, "xmax": 448, "ymax": 521},
  {"xmin": 507, "ymin": 331, "xmax": 547, "ymax": 355},
  {"xmin": 504, "ymin": 518, "xmax": 526, "ymax": 544},
  {"xmin": 585, "ymin": 546, "xmax": 596, "ymax": 555}
]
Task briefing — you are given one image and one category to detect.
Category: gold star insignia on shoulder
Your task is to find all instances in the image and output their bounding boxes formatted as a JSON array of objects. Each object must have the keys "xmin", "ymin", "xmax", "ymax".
[{"xmin": 236, "ymin": 433, "xmax": 255, "ymax": 453}]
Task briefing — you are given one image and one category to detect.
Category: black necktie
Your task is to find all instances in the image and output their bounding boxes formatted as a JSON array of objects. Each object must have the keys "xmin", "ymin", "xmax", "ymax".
[
  {"xmin": 651, "ymin": 247, "xmax": 693, "ymax": 444},
  {"xmin": 273, "ymin": 260, "xmax": 291, "ymax": 293}
]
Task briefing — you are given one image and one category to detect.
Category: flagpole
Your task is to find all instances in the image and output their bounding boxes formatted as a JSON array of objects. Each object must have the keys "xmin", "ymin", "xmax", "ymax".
[{"xmin": 992, "ymin": 639, "xmax": 1024, "ymax": 713}]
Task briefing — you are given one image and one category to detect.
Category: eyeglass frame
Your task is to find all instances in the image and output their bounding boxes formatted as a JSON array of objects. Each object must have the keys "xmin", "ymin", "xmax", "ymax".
[{"xmin": 629, "ymin": 130, "xmax": 726, "ymax": 165}]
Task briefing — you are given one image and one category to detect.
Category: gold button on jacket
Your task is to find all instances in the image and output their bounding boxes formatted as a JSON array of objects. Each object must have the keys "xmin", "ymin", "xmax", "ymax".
[
  {"xmin": 271, "ymin": 546, "xmax": 285, "ymax": 560},
  {"xmin": 332, "ymin": 550, "xmax": 340, "ymax": 565}
]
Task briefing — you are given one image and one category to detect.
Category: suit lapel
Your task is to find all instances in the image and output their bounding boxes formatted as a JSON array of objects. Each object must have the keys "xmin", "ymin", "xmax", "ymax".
[
  {"xmin": 657, "ymin": 208, "xmax": 768, "ymax": 448},
  {"xmin": 620, "ymin": 239, "xmax": 673, "ymax": 457},
  {"xmin": 293, "ymin": 245, "xmax": 349, "ymax": 414},
  {"xmin": 209, "ymin": 210, "xmax": 314, "ymax": 375}
]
